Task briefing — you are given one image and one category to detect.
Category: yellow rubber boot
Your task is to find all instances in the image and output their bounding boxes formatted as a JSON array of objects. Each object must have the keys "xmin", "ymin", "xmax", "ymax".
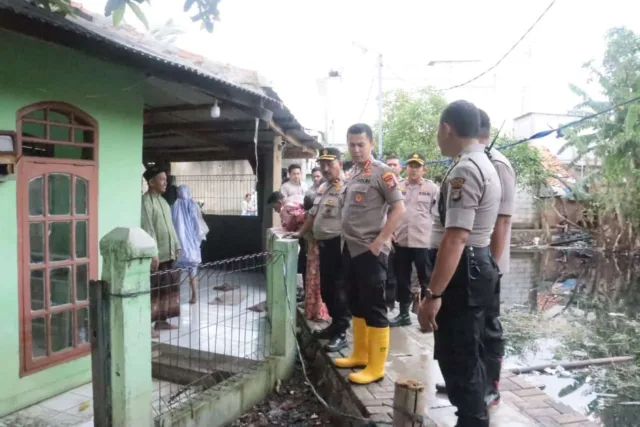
[
  {"xmin": 348, "ymin": 326, "xmax": 389, "ymax": 385},
  {"xmin": 334, "ymin": 317, "xmax": 368, "ymax": 369}
]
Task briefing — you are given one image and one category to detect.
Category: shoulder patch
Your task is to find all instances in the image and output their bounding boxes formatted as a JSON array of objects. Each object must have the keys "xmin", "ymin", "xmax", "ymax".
[
  {"xmin": 449, "ymin": 177, "xmax": 465, "ymax": 189},
  {"xmin": 449, "ymin": 177, "xmax": 465, "ymax": 202},
  {"xmin": 381, "ymin": 171, "xmax": 398, "ymax": 190}
]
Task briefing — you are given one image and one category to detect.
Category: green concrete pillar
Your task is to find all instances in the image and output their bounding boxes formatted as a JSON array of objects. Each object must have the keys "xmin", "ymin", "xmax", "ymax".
[
  {"xmin": 267, "ymin": 236, "xmax": 298, "ymax": 357},
  {"xmin": 99, "ymin": 227, "xmax": 157, "ymax": 427}
]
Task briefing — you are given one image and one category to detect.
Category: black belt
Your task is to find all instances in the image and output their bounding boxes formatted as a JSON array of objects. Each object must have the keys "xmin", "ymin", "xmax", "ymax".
[
  {"xmin": 317, "ymin": 235, "xmax": 341, "ymax": 247},
  {"xmin": 432, "ymin": 246, "xmax": 491, "ymax": 256}
]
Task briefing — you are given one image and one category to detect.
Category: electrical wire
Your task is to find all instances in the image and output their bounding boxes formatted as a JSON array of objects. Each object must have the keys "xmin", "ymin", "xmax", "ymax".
[
  {"xmin": 423, "ymin": 93, "xmax": 640, "ymax": 165},
  {"xmin": 358, "ymin": 73, "xmax": 376, "ymax": 121},
  {"xmin": 436, "ymin": 0, "xmax": 556, "ymax": 92}
]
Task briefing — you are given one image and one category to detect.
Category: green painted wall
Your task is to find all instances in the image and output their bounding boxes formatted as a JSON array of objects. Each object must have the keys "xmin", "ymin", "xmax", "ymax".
[{"xmin": 0, "ymin": 29, "xmax": 144, "ymax": 416}]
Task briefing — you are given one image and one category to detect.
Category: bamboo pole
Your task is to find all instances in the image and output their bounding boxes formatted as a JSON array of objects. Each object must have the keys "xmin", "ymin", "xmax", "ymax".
[
  {"xmin": 509, "ymin": 356, "xmax": 633, "ymax": 375},
  {"xmin": 392, "ymin": 379, "xmax": 425, "ymax": 427}
]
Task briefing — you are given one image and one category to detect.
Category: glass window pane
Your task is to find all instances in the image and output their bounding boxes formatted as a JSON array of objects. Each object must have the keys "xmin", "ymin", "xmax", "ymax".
[
  {"xmin": 22, "ymin": 122, "xmax": 45, "ymax": 139},
  {"xmin": 49, "ymin": 109, "xmax": 71, "ymax": 124},
  {"xmin": 78, "ymin": 307, "xmax": 89, "ymax": 345},
  {"xmin": 29, "ymin": 177, "xmax": 44, "ymax": 216},
  {"xmin": 76, "ymin": 264, "xmax": 88, "ymax": 301},
  {"xmin": 51, "ymin": 311, "xmax": 73, "ymax": 353},
  {"xmin": 50, "ymin": 126, "xmax": 71, "ymax": 142},
  {"xmin": 29, "ymin": 222, "xmax": 44, "ymax": 264},
  {"xmin": 48, "ymin": 174, "xmax": 71, "ymax": 215},
  {"xmin": 32, "ymin": 317, "xmax": 47, "ymax": 358},
  {"xmin": 49, "ymin": 222, "xmax": 71, "ymax": 261},
  {"xmin": 76, "ymin": 221, "xmax": 87, "ymax": 259},
  {"xmin": 50, "ymin": 267, "xmax": 71, "ymax": 307},
  {"xmin": 75, "ymin": 178, "xmax": 88, "ymax": 215},
  {"xmin": 73, "ymin": 129, "xmax": 94, "ymax": 144},
  {"xmin": 24, "ymin": 110, "xmax": 45, "ymax": 121},
  {"xmin": 30, "ymin": 270, "xmax": 45, "ymax": 311}
]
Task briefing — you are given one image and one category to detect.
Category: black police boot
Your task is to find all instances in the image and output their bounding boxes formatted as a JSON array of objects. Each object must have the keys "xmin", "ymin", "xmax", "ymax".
[
  {"xmin": 389, "ymin": 303, "xmax": 412, "ymax": 327},
  {"xmin": 312, "ymin": 325, "xmax": 334, "ymax": 340},
  {"xmin": 324, "ymin": 332, "xmax": 347, "ymax": 353},
  {"xmin": 435, "ymin": 382, "xmax": 447, "ymax": 394}
]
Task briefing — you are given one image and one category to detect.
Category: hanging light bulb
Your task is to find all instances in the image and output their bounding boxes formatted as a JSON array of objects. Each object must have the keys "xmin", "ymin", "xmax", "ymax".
[{"xmin": 210, "ymin": 99, "xmax": 221, "ymax": 118}]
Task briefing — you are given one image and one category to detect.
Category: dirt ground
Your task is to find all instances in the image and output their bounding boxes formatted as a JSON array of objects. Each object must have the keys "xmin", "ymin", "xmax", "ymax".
[{"xmin": 231, "ymin": 363, "xmax": 334, "ymax": 427}]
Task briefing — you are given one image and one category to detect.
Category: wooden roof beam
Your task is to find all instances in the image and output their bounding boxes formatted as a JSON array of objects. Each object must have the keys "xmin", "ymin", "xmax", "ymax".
[{"xmin": 269, "ymin": 120, "xmax": 317, "ymax": 156}]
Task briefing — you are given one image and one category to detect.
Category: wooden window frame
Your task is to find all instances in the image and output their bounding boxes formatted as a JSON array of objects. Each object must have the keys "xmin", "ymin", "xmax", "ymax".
[{"xmin": 16, "ymin": 101, "xmax": 99, "ymax": 377}]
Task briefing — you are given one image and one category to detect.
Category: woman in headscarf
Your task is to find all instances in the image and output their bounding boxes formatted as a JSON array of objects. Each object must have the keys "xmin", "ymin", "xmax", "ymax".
[{"xmin": 171, "ymin": 185, "xmax": 209, "ymax": 304}]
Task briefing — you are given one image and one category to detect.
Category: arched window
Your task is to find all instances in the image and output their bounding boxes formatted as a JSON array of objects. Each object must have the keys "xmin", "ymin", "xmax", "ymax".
[
  {"xmin": 17, "ymin": 102, "xmax": 99, "ymax": 375},
  {"xmin": 17, "ymin": 102, "xmax": 97, "ymax": 162}
]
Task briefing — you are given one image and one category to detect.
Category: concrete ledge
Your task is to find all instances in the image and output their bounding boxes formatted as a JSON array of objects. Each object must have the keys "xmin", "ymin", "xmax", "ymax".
[{"xmin": 155, "ymin": 355, "xmax": 295, "ymax": 427}]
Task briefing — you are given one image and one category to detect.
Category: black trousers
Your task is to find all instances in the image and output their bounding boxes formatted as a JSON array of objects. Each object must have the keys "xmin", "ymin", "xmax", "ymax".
[
  {"xmin": 318, "ymin": 236, "xmax": 350, "ymax": 334},
  {"xmin": 343, "ymin": 245, "xmax": 389, "ymax": 328},
  {"xmin": 484, "ymin": 274, "xmax": 504, "ymax": 394},
  {"xmin": 298, "ymin": 238, "xmax": 307, "ymax": 289},
  {"xmin": 432, "ymin": 247, "xmax": 498, "ymax": 426},
  {"xmin": 394, "ymin": 246, "xmax": 432, "ymax": 305},
  {"xmin": 385, "ymin": 249, "xmax": 397, "ymax": 307}
]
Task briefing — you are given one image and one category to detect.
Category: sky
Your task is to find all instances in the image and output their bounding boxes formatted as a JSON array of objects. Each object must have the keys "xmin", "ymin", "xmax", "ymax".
[{"xmin": 79, "ymin": 0, "xmax": 640, "ymax": 144}]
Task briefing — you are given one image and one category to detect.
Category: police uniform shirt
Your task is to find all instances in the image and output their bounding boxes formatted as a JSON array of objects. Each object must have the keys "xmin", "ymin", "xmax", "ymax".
[
  {"xmin": 342, "ymin": 160, "xmax": 404, "ymax": 257},
  {"xmin": 310, "ymin": 178, "xmax": 346, "ymax": 241},
  {"xmin": 430, "ymin": 143, "xmax": 502, "ymax": 248},
  {"xmin": 489, "ymin": 148, "xmax": 517, "ymax": 273},
  {"xmin": 394, "ymin": 179, "xmax": 439, "ymax": 248}
]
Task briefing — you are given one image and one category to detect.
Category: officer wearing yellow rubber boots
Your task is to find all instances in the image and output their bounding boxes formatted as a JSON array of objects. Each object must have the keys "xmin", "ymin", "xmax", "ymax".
[
  {"xmin": 419, "ymin": 101, "xmax": 501, "ymax": 427},
  {"xmin": 334, "ymin": 123, "xmax": 406, "ymax": 385}
]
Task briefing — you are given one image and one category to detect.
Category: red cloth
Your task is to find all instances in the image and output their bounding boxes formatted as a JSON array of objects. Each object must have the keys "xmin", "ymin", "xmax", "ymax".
[{"xmin": 280, "ymin": 201, "xmax": 306, "ymax": 232}]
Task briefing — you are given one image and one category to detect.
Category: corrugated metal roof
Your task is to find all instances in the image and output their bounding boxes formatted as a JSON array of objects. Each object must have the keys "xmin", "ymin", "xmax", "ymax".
[{"xmin": 0, "ymin": 0, "xmax": 281, "ymax": 103}]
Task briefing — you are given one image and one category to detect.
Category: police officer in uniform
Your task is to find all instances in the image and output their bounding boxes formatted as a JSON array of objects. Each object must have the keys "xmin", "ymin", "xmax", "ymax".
[
  {"xmin": 434, "ymin": 110, "xmax": 517, "ymax": 408},
  {"xmin": 419, "ymin": 101, "xmax": 501, "ymax": 427},
  {"xmin": 384, "ymin": 154, "xmax": 403, "ymax": 310},
  {"xmin": 389, "ymin": 152, "xmax": 438, "ymax": 327},
  {"xmin": 291, "ymin": 147, "xmax": 350, "ymax": 352},
  {"xmin": 334, "ymin": 123, "xmax": 406, "ymax": 385}
]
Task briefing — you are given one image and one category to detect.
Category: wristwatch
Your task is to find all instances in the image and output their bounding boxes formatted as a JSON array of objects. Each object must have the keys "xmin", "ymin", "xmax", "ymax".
[{"xmin": 424, "ymin": 288, "xmax": 443, "ymax": 300}]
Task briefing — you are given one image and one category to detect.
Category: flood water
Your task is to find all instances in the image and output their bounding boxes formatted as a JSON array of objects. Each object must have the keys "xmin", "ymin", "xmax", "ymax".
[{"xmin": 501, "ymin": 248, "xmax": 640, "ymax": 426}]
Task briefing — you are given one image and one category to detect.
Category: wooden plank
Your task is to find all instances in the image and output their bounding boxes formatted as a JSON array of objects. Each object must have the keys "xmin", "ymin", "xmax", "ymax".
[{"xmin": 90, "ymin": 280, "xmax": 111, "ymax": 427}]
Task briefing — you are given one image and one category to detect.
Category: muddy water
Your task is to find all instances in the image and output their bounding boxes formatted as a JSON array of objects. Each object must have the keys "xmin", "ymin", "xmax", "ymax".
[{"xmin": 501, "ymin": 248, "xmax": 640, "ymax": 426}]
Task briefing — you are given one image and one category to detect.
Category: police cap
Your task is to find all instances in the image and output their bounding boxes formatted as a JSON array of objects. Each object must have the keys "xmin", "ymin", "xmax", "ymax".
[
  {"xmin": 317, "ymin": 147, "xmax": 342, "ymax": 161},
  {"xmin": 406, "ymin": 152, "xmax": 426, "ymax": 166}
]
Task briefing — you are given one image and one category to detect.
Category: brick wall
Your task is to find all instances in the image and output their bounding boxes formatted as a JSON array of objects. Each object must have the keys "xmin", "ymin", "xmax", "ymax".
[
  {"xmin": 512, "ymin": 188, "xmax": 539, "ymax": 227},
  {"xmin": 501, "ymin": 252, "xmax": 540, "ymax": 307}
]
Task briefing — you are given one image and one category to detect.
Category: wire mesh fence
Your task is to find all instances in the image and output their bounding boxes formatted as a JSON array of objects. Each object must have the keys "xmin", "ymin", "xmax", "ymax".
[
  {"xmin": 150, "ymin": 252, "xmax": 272, "ymax": 417},
  {"xmin": 175, "ymin": 175, "xmax": 257, "ymax": 216},
  {"xmin": 140, "ymin": 174, "xmax": 257, "ymax": 216}
]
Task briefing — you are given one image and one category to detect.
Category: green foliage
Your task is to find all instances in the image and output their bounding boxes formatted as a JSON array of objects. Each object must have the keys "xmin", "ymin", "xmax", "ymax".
[
  {"xmin": 33, "ymin": 0, "xmax": 221, "ymax": 32},
  {"xmin": 377, "ymin": 87, "xmax": 548, "ymax": 190},
  {"xmin": 561, "ymin": 27, "xmax": 640, "ymax": 248},
  {"xmin": 496, "ymin": 139, "xmax": 550, "ymax": 192}
]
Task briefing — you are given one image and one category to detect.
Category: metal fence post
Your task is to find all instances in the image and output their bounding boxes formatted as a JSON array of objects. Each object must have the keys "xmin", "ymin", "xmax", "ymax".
[
  {"xmin": 92, "ymin": 227, "xmax": 157, "ymax": 427},
  {"xmin": 267, "ymin": 238, "xmax": 298, "ymax": 357}
]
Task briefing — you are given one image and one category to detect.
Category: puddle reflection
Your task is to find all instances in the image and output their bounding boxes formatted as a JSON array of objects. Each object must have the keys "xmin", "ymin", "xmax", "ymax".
[{"xmin": 502, "ymin": 248, "xmax": 640, "ymax": 426}]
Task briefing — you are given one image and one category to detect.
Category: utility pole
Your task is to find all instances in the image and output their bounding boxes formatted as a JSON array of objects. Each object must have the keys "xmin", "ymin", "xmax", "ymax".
[{"xmin": 377, "ymin": 53, "xmax": 383, "ymax": 160}]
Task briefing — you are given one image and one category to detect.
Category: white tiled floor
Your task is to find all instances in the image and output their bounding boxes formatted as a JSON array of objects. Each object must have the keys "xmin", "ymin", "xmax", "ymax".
[
  {"xmin": 153, "ymin": 269, "xmax": 270, "ymax": 360},
  {"xmin": 0, "ymin": 383, "xmax": 94, "ymax": 426}
]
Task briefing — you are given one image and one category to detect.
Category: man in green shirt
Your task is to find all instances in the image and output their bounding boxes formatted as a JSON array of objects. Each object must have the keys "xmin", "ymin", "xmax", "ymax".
[{"xmin": 142, "ymin": 167, "xmax": 182, "ymax": 338}]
